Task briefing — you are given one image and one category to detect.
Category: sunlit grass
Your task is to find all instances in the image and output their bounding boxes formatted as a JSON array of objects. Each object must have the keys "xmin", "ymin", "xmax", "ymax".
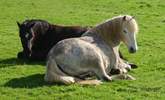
[{"xmin": 0, "ymin": 0, "xmax": 165, "ymax": 99}]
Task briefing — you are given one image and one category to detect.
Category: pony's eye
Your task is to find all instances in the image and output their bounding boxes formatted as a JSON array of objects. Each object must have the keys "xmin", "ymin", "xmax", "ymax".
[{"xmin": 123, "ymin": 30, "xmax": 127, "ymax": 34}]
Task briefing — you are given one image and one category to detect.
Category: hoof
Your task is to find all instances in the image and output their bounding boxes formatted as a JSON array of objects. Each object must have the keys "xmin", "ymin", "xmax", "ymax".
[
  {"xmin": 125, "ymin": 74, "xmax": 136, "ymax": 80},
  {"xmin": 129, "ymin": 63, "xmax": 138, "ymax": 69}
]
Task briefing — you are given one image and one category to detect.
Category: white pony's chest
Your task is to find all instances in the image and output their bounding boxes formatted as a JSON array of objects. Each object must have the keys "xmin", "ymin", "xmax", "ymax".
[{"xmin": 80, "ymin": 36, "xmax": 117, "ymax": 73}]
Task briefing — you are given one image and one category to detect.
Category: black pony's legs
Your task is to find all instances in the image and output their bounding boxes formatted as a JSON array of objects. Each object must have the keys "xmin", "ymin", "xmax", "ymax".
[
  {"xmin": 17, "ymin": 51, "xmax": 28, "ymax": 59},
  {"xmin": 30, "ymin": 52, "xmax": 46, "ymax": 61},
  {"xmin": 17, "ymin": 51, "xmax": 46, "ymax": 61}
]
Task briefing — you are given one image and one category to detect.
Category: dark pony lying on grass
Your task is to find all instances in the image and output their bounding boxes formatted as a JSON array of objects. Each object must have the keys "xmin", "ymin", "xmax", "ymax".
[
  {"xmin": 17, "ymin": 19, "xmax": 137, "ymax": 69},
  {"xmin": 17, "ymin": 19, "xmax": 89, "ymax": 61}
]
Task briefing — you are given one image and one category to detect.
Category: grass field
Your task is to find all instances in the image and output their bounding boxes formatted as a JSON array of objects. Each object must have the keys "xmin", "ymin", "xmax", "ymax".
[{"xmin": 0, "ymin": 0, "xmax": 165, "ymax": 99}]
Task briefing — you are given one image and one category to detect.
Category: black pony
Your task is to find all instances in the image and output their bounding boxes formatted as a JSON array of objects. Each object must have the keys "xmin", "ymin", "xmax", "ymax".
[{"xmin": 17, "ymin": 19, "xmax": 89, "ymax": 61}]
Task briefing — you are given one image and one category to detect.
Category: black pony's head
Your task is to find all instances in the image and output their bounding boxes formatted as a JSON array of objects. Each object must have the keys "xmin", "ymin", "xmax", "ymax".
[
  {"xmin": 17, "ymin": 21, "xmax": 35, "ymax": 59},
  {"xmin": 17, "ymin": 19, "xmax": 50, "ymax": 60}
]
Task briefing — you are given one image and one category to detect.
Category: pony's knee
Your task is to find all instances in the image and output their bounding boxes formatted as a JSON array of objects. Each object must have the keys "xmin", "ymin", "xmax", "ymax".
[
  {"xmin": 111, "ymin": 74, "xmax": 135, "ymax": 80},
  {"xmin": 114, "ymin": 64, "xmax": 128, "ymax": 74},
  {"xmin": 110, "ymin": 67, "xmax": 127, "ymax": 75},
  {"xmin": 123, "ymin": 64, "xmax": 132, "ymax": 71},
  {"xmin": 119, "ymin": 68, "xmax": 128, "ymax": 74}
]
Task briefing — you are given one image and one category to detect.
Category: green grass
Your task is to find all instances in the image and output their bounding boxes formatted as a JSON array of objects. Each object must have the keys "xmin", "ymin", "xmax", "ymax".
[{"xmin": 0, "ymin": 0, "xmax": 165, "ymax": 99}]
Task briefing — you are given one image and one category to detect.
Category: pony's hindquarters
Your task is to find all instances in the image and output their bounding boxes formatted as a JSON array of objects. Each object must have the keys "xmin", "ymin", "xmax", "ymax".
[
  {"xmin": 44, "ymin": 57, "xmax": 75, "ymax": 84},
  {"xmin": 44, "ymin": 57, "xmax": 104, "ymax": 85},
  {"xmin": 48, "ymin": 38, "xmax": 114, "ymax": 81},
  {"xmin": 50, "ymin": 38, "xmax": 100, "ymax": 76}
]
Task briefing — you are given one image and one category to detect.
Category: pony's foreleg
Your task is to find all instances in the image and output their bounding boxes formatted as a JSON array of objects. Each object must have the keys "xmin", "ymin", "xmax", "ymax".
[
  {"xmin": 94, "ymin": 62, "xmax": 113, "ymax": 81},
  {"xmin": 119, "ymin": 50, "xmax": 126, "ymax": 60},
  {"xmin": 112, "ymin": 47, "xmax": 129, "ymax": 74},
  {"xmin": 118, "ymin": 58, "xmax": 132, "ymax": 72},
  {"xmin": 76, "ymin": 74, "xmax": 135, "ymax": 85},
  {"xmin": 112, "ymin": 54, "xmax": 132, "ymax": 74},
  {"xmin": 110, "ymin": 58, "xmax": 129, "ymax": 75},
  {"xmin": 119, "ymin": 51, "xmax": 138, "ymax": 69},
  {"xmin": 111, "ymin": 74, "xmax": 135, "ymax": 80}
]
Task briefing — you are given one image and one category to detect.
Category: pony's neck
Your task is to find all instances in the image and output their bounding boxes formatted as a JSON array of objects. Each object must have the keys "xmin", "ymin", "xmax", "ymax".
[{"xmin": 89, "ymin": 19, "xmax": 122, "ymax": 48}]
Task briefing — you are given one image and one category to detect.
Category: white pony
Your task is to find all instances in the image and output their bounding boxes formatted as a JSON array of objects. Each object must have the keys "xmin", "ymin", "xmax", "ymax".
[{"xmin": 44, "ymin": 15, "xmax": 138, "ymax": 85}]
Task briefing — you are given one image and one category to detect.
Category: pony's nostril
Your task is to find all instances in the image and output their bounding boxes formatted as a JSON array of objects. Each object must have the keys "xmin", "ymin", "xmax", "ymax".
[
  {"xmin": 129, "ymin": 47, "xmax": 136, "ymax": 53},
  {"xmin": 130, "ymin": 47, "xmax": 134, "ymax": 51}
]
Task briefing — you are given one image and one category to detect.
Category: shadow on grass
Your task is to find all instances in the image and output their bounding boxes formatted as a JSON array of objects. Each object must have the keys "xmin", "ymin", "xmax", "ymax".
[
  {"xmin": 0, "ymin": 57, "xmax": 45, "ymax": 68},
  {"xmin": 4, "ymin": 74, "xmax": 63, "ymax": 88}
]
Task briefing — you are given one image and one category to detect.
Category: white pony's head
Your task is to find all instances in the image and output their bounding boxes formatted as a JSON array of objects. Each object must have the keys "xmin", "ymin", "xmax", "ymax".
[
  {"xmin": 120, "ymin": 15, "xmax": 138, "ymax": 53},
  {"xmin": 85, "ymin": 15, "xmax": 139, "ymax": 53}
]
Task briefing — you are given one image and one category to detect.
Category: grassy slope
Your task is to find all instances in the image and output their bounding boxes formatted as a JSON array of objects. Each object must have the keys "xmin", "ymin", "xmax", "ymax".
[{"xmin": 0, "ymin": 0, "xmax": 165, "ymax": 99}]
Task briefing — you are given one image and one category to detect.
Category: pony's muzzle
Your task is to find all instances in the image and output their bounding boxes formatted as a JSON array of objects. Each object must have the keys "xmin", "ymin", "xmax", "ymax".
[{"xmin": 129, "ymin": 47, "xmax": 137, "ymax": 53}]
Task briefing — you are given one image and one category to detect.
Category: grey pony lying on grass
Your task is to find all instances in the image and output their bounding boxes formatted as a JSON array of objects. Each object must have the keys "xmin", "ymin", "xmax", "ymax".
[{"xmin": 44, "ymin": 15, "xmax": 139, "ymax": 85}]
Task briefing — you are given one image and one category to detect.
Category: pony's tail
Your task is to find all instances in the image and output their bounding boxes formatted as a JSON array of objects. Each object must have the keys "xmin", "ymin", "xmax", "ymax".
[
  {"xmin": 77, "ymin": 80, "xmax": 103, "ymax": 85},
  {"xmin": 44, "ymin": 58, "xmax": 75, "ymax": 85}
]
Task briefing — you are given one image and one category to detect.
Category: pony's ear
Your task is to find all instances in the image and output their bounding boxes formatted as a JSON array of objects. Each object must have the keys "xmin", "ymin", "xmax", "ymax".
[
  {"xmin": 17, "ymin": 21, "xmax": 21, "ymax": 28},
  {"xmin": 123, "ymin": 16, "xmax": 127, "ymax": 21},
  {"xmin": 29, "ymin": 23, "xmax": 35, "ymax": 28},
  {"xmin": 132, "ymin": 16, "xmax": 135, "ymax": 19}
]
